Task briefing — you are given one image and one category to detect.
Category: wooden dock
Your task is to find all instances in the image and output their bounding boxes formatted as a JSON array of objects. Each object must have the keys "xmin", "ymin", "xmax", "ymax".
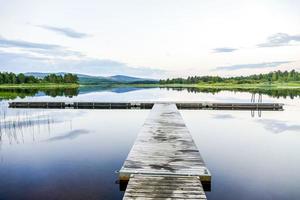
[
  {"xmin": 119, "ymin": 103, "xmax": 210, "ymax": 199},
  {"xmin": 8, "ymin": 100, "xmax": 285, "ymax": 199},
  {"xmin": 8, "ymin": 101, "xmax": 284, "ymax": 110},
  {"xmin": 123, "ymin": 174, "xmax": 207, "ymax": 199}
]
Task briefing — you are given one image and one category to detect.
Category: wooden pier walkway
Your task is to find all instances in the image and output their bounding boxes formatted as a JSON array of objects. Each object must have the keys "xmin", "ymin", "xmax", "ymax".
[
  {"xmin": 119, "ymin": 103, "xmax": 210, "ymax": 199},
  {"xmin": 123, "ymin": 174, "xmax": 207, "ymax": 199}
]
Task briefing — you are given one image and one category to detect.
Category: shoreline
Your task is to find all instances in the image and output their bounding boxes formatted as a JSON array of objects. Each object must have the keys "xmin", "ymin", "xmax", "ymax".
[
  {"xmin": 0, "ymin": 83, "xmax": 79, "ymax": 89},
  {"xmin": 1, "ymin": 82, "xmax": 300, "ymax": 90},
  {"xmin": 125, "ymin": 82, "xmax": 300, "ymax": 90}
]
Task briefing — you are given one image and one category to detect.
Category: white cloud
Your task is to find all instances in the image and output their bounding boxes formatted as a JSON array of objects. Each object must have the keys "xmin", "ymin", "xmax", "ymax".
[
  {"xmin": 0, "ymin": 51, "xmax": 165, "ymax": 78},
  {"xmin": 213, "ymin": 48, "xmax": 238, "ymax": 53},
  {"xmin": 214, "ymin": 61, "xmax": 291, "ymax": 71},
  {"xmin": 258, "ymin": 33, "xmax": 300, "ymax": 47},
  {"xmin": 37, "ymin": 25, "xmax": 90, "ymax": 38}
]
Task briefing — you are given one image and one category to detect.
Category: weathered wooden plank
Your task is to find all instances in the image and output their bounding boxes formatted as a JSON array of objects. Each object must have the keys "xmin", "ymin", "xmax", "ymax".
[
  {"xmin": 120, "ymin": 103, "xmax": 210, "ymax": 199},
  {"xmin": 123, "ymin": 175, "xmax": 207, "ymax": 200},
  {"xmin": 119, "ymin": 103, "xmax": 211, "ymax": 181},
  {"xmin": 124, "ymin": 194, "xmax": 206, "ymax": 198},
  {"xmin": 123, "ymin": 198, "xmax": 203, "ymax": 200},
  {"xmin": 126, "ymin": 184, "xmax": 205, "ymax": 190}
]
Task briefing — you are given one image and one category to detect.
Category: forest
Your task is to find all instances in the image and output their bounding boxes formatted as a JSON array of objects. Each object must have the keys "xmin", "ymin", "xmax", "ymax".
[
  {"xmin": 0, "ymin": 72, "xmax": 78, "ymax": 84},
  {"xmin": 159, "ymin": 70, "xmax": 300, "ymax": 84}
]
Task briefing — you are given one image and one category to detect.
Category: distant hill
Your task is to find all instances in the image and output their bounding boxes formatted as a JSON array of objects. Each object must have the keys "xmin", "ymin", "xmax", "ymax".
[
  {"xmin": 25, "ymin": 72, "xmax": 158, "ymax": 84},
  {"xmin": 108, "ymin": 75, "xmax": 157, "ymax": 83}
]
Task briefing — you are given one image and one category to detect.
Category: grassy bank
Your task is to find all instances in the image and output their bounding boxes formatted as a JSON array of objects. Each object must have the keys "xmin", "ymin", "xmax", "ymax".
[
  {"xmin": 129, "ymin": 81, "xmax": 300, "ymax": 90},
  {"xmin": 0, "ymin": 83, "xmax": 79, "ymax": 89}
]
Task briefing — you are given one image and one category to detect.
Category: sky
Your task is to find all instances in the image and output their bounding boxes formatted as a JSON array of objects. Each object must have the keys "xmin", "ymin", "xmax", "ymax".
[{"xmin": 0, "ymin": 0, "xmax": 300, "ymax": 78}]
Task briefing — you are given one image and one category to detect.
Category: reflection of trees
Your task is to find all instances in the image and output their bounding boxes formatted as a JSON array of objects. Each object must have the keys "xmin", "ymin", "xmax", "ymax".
[
  {"xmin": 164, "ymin": 87, "xmax": 222, "ymax": 94},
  {"xmin": 1, "ymin": 85, "xmax": 299, "ymax": 99},
  {"xmin": 0, "ymin": 88, "xmax": 79, "ymax": 100},
  {"xmin": 250, "ymin": 89, "xmax": 300, "ymax": 99},
  {"xmin": 163, "ymin": 87, "xmax": 300, "ymax": 99},
  {"xmin": 43, "ymin": 88, "xmax": 79, "ymax": 97}
]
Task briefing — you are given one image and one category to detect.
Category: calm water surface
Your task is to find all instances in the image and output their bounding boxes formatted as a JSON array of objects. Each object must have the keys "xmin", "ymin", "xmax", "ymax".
[{"xmin": 0, "ymin": 87, "xmax": 299, "ymax": 200}]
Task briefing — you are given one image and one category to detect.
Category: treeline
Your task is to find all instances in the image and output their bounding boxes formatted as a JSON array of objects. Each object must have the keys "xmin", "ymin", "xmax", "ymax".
[
  {"xmin": 159, "ymin": 70, "xmax": 300, "ymax": 84},
  {"xmin": 0, "ymin": 72, "xmax": 78, "ymax": 84}
]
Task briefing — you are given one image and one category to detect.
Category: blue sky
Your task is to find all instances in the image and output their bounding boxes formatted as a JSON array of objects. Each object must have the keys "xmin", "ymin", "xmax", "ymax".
[{"xmin": 0, "ymin": 0, "xmax": 300, "ymax": 78}]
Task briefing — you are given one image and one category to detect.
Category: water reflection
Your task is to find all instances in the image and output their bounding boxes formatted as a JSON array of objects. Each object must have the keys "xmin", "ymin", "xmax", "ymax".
[
  {"xmin": 212, "ymin": 114, "xmax": 234, "ymax": 119},
  {"xmin": 1, "ymin": 86, "xmax": 300, "ymax": 100},
  {"xmin": 45, "ymin": 129, "xmax": 90, "ymax": 142},
  {"xmin": 0, "ymin": 107, "xmax": 83, "ymax": 145},
  {"xmin": 0, "ymin": 87, "xmax": 300, "ymax": 200},
  {"xmin": 257, "ymin": 119, "xmax": 300, "ymax": 134},
  {"xmin": 0, "ymin": 107, "xmax": 146, "ymax": 200},
  {"xmin": 165, "ymin": 87, "xmax": 300, "ymax": 99},
  {"xmin": 79, "ymin": 85, "xmax": 151, "ymax": 94},
  {"xmin": 0, "ymin": 110, "xmax": 50, "ymax": 144},
  {"xmin": 0, "ymin": 88, "xmax": 79, "ymax": 100}
]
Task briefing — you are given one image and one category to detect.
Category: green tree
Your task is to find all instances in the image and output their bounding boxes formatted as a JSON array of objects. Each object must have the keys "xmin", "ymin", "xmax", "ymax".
[{"xmin": 17, "ymin": 73, "xmax": 26, "ymax": 84}]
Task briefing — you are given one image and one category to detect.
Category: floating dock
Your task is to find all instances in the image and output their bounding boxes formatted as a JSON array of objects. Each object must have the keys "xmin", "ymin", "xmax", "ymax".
[
  {"xmin": 119, "ymin": 103, "xmax": 210, "ymax": 199},
  {"xmin": 9, "ymin": 101, "xmax": 284, "ymax": 110}
]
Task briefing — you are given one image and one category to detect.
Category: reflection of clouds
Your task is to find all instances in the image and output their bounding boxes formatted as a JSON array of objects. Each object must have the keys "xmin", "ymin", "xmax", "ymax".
[
  {"xmin": 45, "ymin": 129, "xmax": 90, "ymax": 142},
  {"xmin": 0, "ymin": 118, "xmax": 54, "ymax": 129},
  {"xmin": 0, "ymin": 113, "xmax": 67, "ymax": 133},
  {"xmin": 213, "ymin": 96, "xmax": 249, "ymax": 103},
  {"xmin": 0, "ymin": 110, "xmax": 85, "ymax": 129},
  {"xmin": 1, "ymin": 109, "xmax": 84, "ymax": 121},
  {"xmin": 257, "ymin": 119, "xmax": 300, "ymax": 134},
  {"xmin": 111, "ymin": 87, "xmax": 150, "ymax": 93},
  {"xmin": 50, "ymin": 110, "xmax": 87, "ymax": 120},
  {"xmin": 212, "ymin": 114, "xmax": 234, "ymax": 119},
  {"xmin": 0, "ymin": 105, "xmax": 87, "ymax": 145}
]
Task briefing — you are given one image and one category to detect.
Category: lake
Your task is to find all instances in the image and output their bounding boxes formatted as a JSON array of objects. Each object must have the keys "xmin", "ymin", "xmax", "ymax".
[{"xmin": 0, "ymin": 87, "xmax": 300, "ymax": 200}]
